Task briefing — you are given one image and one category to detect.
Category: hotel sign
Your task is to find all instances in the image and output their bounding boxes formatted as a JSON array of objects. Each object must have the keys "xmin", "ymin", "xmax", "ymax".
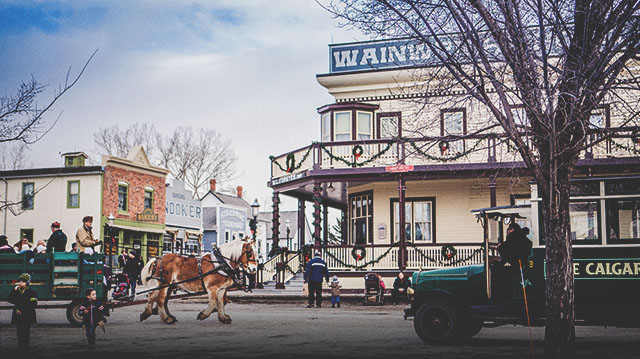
[
  {"xmin": 573, "ymin": 259, "xmax": 640, "ymax": 280},
  {"xmin": 271, "ymin": 172, "xmax": 305, "ymax": 186},
  {"xmin": 137, "ymin": 208, "xmax": 159, "ymax": 222},
  {"xmin": 386, "ymin": 164, "xmax": 414, "ymax": 173}
]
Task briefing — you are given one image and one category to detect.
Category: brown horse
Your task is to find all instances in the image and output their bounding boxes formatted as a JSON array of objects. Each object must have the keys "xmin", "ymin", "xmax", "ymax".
[{"xmin": 140, "ymin": 238, "xmax": 257, "ymax": 324}]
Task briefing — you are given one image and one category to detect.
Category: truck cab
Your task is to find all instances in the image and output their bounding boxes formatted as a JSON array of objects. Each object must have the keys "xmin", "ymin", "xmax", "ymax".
[{"xmin": 404, "ymin": 205, "xmax": 640, "ymax": 344}]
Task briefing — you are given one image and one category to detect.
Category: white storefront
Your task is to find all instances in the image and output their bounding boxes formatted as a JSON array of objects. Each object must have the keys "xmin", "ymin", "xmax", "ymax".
[{"xmin": 164, "ymin": 179, "xmax": 203, "ymax": 255}]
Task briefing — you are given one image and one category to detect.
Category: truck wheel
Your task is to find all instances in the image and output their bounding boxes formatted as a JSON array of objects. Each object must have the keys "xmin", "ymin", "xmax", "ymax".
[
  {"xmin": 413, "ymin": 300, "xmax": 459, "ymax": 345},
  {"xmin": 461, "ymin": 316, "xmax": 483, "ymax": 339},
  {"xmin": 66, "ymin": 301, "xmax": 84, "ymax": 327}
]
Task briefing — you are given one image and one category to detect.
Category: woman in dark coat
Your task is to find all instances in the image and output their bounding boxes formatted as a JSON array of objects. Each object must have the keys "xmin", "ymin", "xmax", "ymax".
[
  {"xmin": 8, "ymin": 273, "xmax": 38, "ymax": 352},
  {"xmin": 391, "ymin": 271, "xmax": 410, "ymax": 305}
]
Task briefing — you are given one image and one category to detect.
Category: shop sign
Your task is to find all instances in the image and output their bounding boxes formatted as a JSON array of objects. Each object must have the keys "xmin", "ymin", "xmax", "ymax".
[
  {"xmin": 137, "ymin": 208, "xmax": 159, "ymax": 222},
  {"xmin": 385, "ymin": 164, "xmax": 414, "ymax": 173},
  {"xmin": 166, "ymin": 180, "xmax": 202, "ymax": 229},
  {"xmin": 272, "ymin": 172, "xmax": 305, "ymax": 186}
]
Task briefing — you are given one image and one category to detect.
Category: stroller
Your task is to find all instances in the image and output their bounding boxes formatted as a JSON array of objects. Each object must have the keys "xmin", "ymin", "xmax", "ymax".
[
  {"xmin": 111, "ymin": 273, "xmax": 130, "ymax": 300},
  {"xmin": 362, "ymin": 273, "xmax": 385, "ymax": 306}
]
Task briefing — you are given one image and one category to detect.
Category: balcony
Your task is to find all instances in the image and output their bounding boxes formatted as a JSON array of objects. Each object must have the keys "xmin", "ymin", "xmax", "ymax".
[{"xmin": 270, "ymin": 129, "xmax": 640, "ymax": 181}]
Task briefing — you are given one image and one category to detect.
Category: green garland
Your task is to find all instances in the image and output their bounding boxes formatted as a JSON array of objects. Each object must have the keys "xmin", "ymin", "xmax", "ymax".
[
  {"xmin": 320, "ymin": 143, "xmax": 393, "ymax": 167},
  {"xmin": 323, "ymin": 245, "xmax": 395, "ymax": 270},
  {"xmin": 270, "ymin": 145, "xmax": 314, "ymax": 173},
  {"xmin": 409, "ymin": 244, "xmax": 484, "ymax": 267},
  {"xmin": 407, "ymin": 138, "xmax": 485, "ymax": 162},
  {"xmin": 609, "ymin": 138, "xmax": 640, "ymax": 154}
]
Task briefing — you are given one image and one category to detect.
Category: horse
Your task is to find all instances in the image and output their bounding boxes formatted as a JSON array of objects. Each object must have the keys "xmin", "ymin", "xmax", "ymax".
[{"xmin": 139, "ymin": 238, "xmax": 257, "ymax": 324}]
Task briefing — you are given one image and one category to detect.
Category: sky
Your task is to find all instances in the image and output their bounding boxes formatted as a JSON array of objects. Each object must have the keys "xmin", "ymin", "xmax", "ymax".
[{"xmin": 0, "ymin": 0, "xmax": 364, "ymax": 212}]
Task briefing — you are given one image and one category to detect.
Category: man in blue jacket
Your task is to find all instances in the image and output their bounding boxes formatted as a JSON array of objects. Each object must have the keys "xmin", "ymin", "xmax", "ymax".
[{"xmin": 304, "ymin": 251, "xmax": 330, "ymax": 308}]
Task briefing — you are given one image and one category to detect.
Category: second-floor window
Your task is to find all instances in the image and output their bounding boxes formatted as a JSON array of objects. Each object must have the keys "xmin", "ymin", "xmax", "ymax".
[
  {"xmin": 144, "ymin": 188, "xmax": 154, "ymax": 210},
  {"xmin": 67, "ymin": 181, "xmax": 80, "ymax": 208},
  {"xmin": 334, "ymin": 111, "xmax": 351, "ymax": 141},
  {"xmin": 22, "ymin": 182, "xmax": 34, "ymax": 210},
  {"xmin": 118, "ymin": 184, "xmax": 128, "ymax": 212},
  {"xmin": 378, "ymin": 114, "xmax": 399, "ymax": 139},
  {"xmin": 322, "ymin": 113, "xmax": 331, "ymax": 142},
  {"xmin": 441, "ymin": 109, "xmax": 466, "ymax": 153},
  {"xmin": 357, "ymin": 111, "xmax": 373, "ymax": 140}
]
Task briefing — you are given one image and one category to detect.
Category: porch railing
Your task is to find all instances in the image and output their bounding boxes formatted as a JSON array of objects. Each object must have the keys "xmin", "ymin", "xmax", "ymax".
[
  {"xmin": 284, "ymin": 252, "xmax": 302, "ymax": 283},
  {"xmin": 270, "ymin": 129, "xmax": 640, "ymax": 180},
  {"xmin": 320, "ymin": 243, "xmax": 485, "ymax": 271}
]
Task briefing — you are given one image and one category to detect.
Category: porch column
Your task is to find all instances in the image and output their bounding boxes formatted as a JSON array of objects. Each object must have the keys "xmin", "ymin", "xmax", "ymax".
[
  {"xmin": 489, "ymin": 175, "xmax": 497, "ymax": 207},
  {"xmin": 398, "ymin": 175, "xmax": 407, "ymax": 270},
  {"xmin": 272, "ymin": 192, "xmax": 281, "ymax": 251},
  {"xmin": 341, "ymin": 209, "xmax": 348, "ymax": 244},
  {"xmin": 312, "ymin": 183, "xmax": 322, "ymax": 248},
  {"xmin": 298, "ymin": 199, "xmax": 305, "ymax": 251},
  {"xmin": 322, "ymin": 205, "xmax": 329, "ymax": 246}
]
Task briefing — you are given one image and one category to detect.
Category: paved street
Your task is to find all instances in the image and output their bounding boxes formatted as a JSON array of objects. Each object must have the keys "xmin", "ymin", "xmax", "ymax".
[{"xmin": 1, "ymin": 301, "xmax": 639, "ymax": 359}]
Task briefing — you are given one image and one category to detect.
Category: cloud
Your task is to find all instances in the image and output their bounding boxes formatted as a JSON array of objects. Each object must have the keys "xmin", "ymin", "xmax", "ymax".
[{"xmin": 0, "ymin": 0, "xmax": 361, "ymax": 210}]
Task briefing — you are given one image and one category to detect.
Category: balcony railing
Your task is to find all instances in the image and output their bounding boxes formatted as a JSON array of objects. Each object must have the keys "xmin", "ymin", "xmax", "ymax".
[{"xmin": 270, "ymin": 129, "xmax": 640, "ymax": 180}]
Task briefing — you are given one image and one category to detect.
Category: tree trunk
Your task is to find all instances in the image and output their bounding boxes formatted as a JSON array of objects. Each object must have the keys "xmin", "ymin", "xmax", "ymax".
[{"xmin": 540, "ymin": 164, "xmax": 576, "ymax": 358}]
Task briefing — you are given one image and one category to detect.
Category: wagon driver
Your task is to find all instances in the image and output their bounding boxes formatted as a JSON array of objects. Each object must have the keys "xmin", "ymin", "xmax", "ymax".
[{"xmin": 76, "ymin": 216, "xmax": 102, "ymax": 254}]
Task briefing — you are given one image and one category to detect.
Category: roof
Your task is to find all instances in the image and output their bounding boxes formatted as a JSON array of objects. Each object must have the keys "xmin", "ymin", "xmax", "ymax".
[
  {"xmin": 61, "ymin": 151, "xmax": 88, "ymax": 158},
  {"xmin": 203, "ymin": 191, "xmax": 251, "ymax": 210},
  {"xmin": 0, "ymin": 166, "xmax": 103, "ymax": 179}
]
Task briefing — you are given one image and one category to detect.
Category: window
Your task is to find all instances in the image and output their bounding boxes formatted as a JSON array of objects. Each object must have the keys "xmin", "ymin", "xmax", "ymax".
[
  {"xmin": 350, "ymin": 192, "xmax": 373, "ymax": 244},
  {"xmin": 334, "ymin": 111, "xmax": 351, "ymax": 141},
  {"xmin": 21, "ymin": 182, "xmax": 34, "ymax": 210},
  {"xmin": 392, "ymin": 198, "xmax": 435, "ymax": 243},
  {"xmin": 144, "ymin": 188, "xmax": 154, "ymax": 210},
  {"xmin": 67, "ymin": 181, "xmax": 80, "ymax": 208},
  {"xmin": 357, "ymin": 111, "xmax": 373, "ymax": 140},
  {"xmin": 118, "ymin": 183, "xmax": 128, "ymax": 212},
  {"xmin": 441, "ymin": 109, "xmax": 466, "ymax": 153},
  {"xmin": 606, "ymin": 179, "xmax": 640, "ymax": 195},
  {"xmin": 378, "ymin": 114, "xmax": 399, "ymax": 139},
  {"xmin": 607, "ymin": 199, "xmax": 640, "ymax": 244},
  {"xmin": 569, "ymin": 201, "xmax": 600, "ymax": 243},
  {"xmin": 20, "ymin": 229, "xmax": 33, "ymax": 244},
  {"xmin": 322, "ymin": 113, "xmax": 331, "ymax": 142},
  {"xmin": 589, "ymin": 109, "xmax": 605, "ymax": 129},
  {"xmin": 511, "ymin": 106, "xmax": 529, "ymax": 128}
]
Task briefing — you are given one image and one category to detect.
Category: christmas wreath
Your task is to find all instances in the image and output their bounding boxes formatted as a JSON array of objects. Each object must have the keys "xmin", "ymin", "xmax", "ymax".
[
  {"xmin": 441, "ymin": 244, "xmax": 457, "ymax": 260},
  {"xmin": 352, "ymin": 145, "xmax": 364, "ymax": 160},
  {"xmin": 351, "ymin": 245, "xmax": 367, "ymax": 261},
  {"xmin": 439, "ymin": 140, "xmax": 449, "ymax": 155},
  {"xmin": 285, "ymin": 153, "xmax": 295, "ymax": 173}
]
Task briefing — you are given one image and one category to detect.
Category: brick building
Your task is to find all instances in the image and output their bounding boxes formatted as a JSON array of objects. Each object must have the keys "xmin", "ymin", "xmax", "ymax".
[{"xmin": 102, "ymin": 146, "xmax": 170, "ymax": 263}]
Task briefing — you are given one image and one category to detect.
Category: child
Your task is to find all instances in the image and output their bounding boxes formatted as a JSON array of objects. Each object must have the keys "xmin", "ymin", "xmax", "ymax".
[
  {"xmin": 330, "ymin": 275, "xmax": 342, "ymax": 308},
  {"xmin": 79, "ymin": 288, "xmax": 106, "ymax": 350},
  {"xmin": 8, "ymin": 273, "xmax": 38, "ymax": 352}
]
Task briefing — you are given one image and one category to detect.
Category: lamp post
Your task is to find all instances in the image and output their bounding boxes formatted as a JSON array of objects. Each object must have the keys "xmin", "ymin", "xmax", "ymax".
[{"xmin": 250, "ymin": 198, "xmax": 260, "ymax": 289}]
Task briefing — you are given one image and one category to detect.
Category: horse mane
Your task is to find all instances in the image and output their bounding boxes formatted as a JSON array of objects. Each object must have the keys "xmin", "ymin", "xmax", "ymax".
[{"xmin": 218, "ymin": 239, "xmax": 248, "ymax": 261}]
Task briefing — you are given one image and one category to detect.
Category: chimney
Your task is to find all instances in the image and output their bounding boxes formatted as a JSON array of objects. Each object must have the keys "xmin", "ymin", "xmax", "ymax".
[
  {"xmin": 209, "ymin": 179, "xmax": 217, "ymax": 192},
  {"xmin": 236, "ymin": 186, "xmax": 243, "ymax": 198}
]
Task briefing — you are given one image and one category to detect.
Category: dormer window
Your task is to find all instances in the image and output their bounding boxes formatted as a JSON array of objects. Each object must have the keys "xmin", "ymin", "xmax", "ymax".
[{"xmin": 317, "ymin": 102, "xmax": 380, "ymax": 142}]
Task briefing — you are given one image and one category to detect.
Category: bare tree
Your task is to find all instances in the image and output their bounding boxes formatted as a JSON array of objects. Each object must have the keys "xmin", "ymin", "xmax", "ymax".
[
  {"xmin": 323, "ymin": 0, "xmax": 640, "ymax": 357},
  {"xmin": 93, "ymin": 122, "xmax": 159, "ymax": 159},
  {"xmin": 0, "ymin": 142, "xmax": 31, "ymax": 171},
  {"xmin": 157, "ymin": 127, "xmax": 237, "ymax": 199}
]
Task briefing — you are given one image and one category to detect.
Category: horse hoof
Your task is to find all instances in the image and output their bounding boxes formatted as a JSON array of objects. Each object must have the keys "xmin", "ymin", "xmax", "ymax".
[
  {"xmin": 152, "ymin": 307, "xmax": 159, "ymax": 315},
  {"xmin": 140, "ymin": 312, "xmax": 151, "ymax": 322},
  {"xmin": 197, "ymin": 312, "xmax": 207, "ymax": 321},
  {"xmin": 218, "ymin": 317, "xmax": 232, "ymax": 324}
]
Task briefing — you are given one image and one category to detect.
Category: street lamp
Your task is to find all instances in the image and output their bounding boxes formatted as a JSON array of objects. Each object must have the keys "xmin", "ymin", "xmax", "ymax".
[
  {"xmin": 250, "ymin": 199, "xmax": 260, "ymax": 290},
  {"xmin": 104, "ymin": 213, "xmax": 116, "ymax": 287}
]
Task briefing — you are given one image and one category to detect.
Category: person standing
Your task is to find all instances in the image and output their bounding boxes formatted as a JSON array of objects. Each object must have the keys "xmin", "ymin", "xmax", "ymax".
[
  {"xmin": 79, "ymin": 288, "xmax": 107, "ymax": 350},
  {"xmin": 123, "ymin": 250, "xmax": 144, "ymax": 296},
  {"xmin": 46, "ymin": 221, "xmax": 67, "ymax": 253},
  {"xmin": 75, "ymin": 216, "xmax": 102, "ymax": 253},
  {"xmin": 8, "ymin": 273, "xmax": 38, "ymax": 353},
  {"xmin": 303, "ymin": 251, "xmax": 330, "ymax": 308},
  {"xmin": 330, "ymin": 275, "xmax": 342, "ymax": 308},
  {"xmin": 0, "ymin": 235, "xmax": 15, "ymax": 253},
  {"xmin": 117, "ymin": 250, "xmax": 128, "ymax": 268}
]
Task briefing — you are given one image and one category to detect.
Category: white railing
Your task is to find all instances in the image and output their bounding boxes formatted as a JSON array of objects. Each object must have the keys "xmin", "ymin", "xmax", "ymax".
[
  {"xmin": 284, "ymin": 253, "xmax": 302, "ymax": 283},
  {"xmin": 320, "ymin": 244, "xmax": 485, "ymax": 271},
  {"xmin": 262, "ymin": 255, "xmax": 279, "ymax": 282}
]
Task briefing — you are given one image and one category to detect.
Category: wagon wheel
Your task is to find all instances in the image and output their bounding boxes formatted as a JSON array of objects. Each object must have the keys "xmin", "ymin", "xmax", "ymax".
[
  {"xmin": 66, "ymin": 300, "xmax": 84, "ymax": 327},
  {"xmin": 413, "ymin": 300, "xmax": 459, "ymax": 345}
]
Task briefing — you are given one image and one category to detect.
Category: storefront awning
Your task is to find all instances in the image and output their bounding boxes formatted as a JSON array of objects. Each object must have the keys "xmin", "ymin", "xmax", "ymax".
[{"xmin": 112, "ymin": 223, "xmax": 165, "ymax": 234}]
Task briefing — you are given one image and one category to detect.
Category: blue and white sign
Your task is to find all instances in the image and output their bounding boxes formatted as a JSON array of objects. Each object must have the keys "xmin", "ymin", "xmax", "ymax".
[
  {"xmin": 165, "ymin": 180, "xmax": 202, "ymax": 230},
  {"xmin": 217, "ymin": 205, "xmax": 247, "ymax": 245}
]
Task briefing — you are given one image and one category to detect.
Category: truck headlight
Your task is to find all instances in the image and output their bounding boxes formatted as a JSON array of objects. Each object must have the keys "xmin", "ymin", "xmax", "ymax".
[{"xmin": 407, "ymin": 287, "xmax": 415, "ymax": 301}]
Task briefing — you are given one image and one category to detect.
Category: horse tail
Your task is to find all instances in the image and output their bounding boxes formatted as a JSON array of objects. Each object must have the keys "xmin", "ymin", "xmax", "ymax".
[{"xmin": 141, "ymin": 257, "xmax": 158, "ymax": 286}]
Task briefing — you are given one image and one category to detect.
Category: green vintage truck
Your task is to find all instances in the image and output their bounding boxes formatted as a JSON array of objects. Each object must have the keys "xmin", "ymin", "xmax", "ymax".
[
  {"xmin": 0, "ymin": 252, "xmax": 105, "ymax": 326},
  {"xmin": 404, "ymin": 205, "xmax": 640, "ymax": 344}
]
